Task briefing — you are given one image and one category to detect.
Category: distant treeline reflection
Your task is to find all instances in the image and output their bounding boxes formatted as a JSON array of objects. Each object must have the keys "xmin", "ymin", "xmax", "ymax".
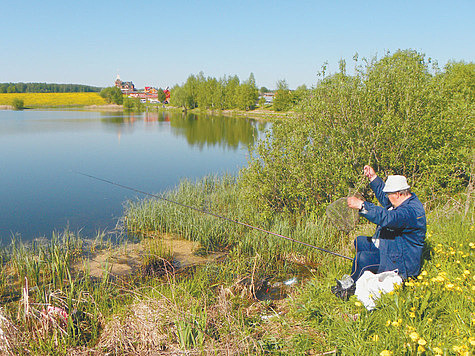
[{"xmin": 100, "ymin": 111, "xmax": 268, "ymax": 149}]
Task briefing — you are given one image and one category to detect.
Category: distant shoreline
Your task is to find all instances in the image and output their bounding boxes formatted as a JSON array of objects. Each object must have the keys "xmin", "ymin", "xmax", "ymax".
[{"xmin": 0, "ymin": 103, "xmax": 290, "ymax": 120}]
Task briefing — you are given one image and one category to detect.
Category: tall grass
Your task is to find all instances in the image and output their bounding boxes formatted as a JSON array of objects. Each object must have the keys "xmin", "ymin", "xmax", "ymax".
[
  {"xmin": 124, "ymin": 174, "xmax": 343, "ymax": 267},
  {"xmin": 0, "ymin": 176, "xmax": 472, "ymax": 354},
  {"xmin": 0, "ymin": 230, "xmax": 130, "ymax": 354}
]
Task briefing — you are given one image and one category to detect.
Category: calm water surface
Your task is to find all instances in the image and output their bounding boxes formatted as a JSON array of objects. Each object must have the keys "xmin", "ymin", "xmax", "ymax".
[{"xmin": 0, "ymin": 109, "xmax": 269, "ymax": 243}]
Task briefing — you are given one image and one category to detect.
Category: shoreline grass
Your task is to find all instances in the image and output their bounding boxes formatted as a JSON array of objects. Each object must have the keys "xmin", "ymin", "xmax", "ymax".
[{"xmin": 0, "ymin": 175, "xmax": 472, "ymax": 354}]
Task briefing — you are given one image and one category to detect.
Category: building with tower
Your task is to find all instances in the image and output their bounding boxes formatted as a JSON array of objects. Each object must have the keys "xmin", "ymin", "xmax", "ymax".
[{"xmin": 114, "ymin": 75, "xmax": 135, "ymax": 94}]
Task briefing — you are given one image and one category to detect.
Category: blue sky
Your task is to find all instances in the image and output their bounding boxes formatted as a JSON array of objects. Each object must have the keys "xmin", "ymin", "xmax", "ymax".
[{"xmin": 2, "ymin": 0, "xmax": 474, "ymax": 89}]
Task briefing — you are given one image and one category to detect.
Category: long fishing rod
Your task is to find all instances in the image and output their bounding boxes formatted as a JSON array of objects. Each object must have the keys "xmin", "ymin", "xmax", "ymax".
[{"xmin": 74, "ymin": 171, "xmax": 352, "ymax": 261}]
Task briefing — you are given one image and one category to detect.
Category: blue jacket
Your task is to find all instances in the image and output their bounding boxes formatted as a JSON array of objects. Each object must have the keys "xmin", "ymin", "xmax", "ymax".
[{"xmin": 360, "ymin": 177, "xmax": 426, "ymax": 279}]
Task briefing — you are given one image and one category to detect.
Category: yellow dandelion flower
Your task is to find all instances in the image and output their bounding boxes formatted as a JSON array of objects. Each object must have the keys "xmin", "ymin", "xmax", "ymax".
[
  {"xmin": 417, "ymin": 345, "xmax": 426, "ymax": 353},
  {"xmin": 418, "ymin": 338, "xmax": 427, "ymax": 346},
  {"xmin": 409, "ymin": 312, "xmax": 416, "ymax": 318},
  {"xmin": 371, "ymin": 334, "xmax": 379, "ymax": 342},
  {"xmin": 436, "ymin": 263, "xmax": 441, "ymax": 267},
  {"xmin": 409, "ymin": 331, "xmax": 419, "ymax": 342},
  {"xmin": 427, "ymin": 318, "xmax": 433, "ymax": 323},
  {"xmin": 380, "ymin": 350, "xmax": 392, "ymax": 356},
  {"xmin": 421, "ymin": 270, "xmax": 428, "ymax": 276},
  {"xmin": 463, "ymin": 270, "xmax": 470, "ymax": 275},
  {"xmin": 355, "ymin": 301, "xmax": 362, "ymax": 307},
  {"xmin": 417, "ymin": 275, "xmax": 423, "ymax": 280},
  {"xmin": 433, "ymin": 347, "xmax": 443, "ymax": 355},
  {"xmin": 386, "ymin": 320, "xmax": 391, "ymax": 327},
  {"xmin": 452, "ymin": 345, "xmax": 469, "ymax": 355},
  {"xmin": 469, "ymin": 337, "xmax": 475, "ymax": 346}
]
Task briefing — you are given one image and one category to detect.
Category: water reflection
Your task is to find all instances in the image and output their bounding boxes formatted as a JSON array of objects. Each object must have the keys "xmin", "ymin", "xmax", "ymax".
[
  {"xmin": 0, "ymin": 109, "xmax": 269, "ymax": 242},
  {"xmin": 99, "ymin": 111, "xmax": 260, "ymax": 150}
]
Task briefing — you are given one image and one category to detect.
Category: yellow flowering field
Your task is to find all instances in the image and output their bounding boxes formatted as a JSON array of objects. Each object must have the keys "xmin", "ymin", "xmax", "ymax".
[{"xmin": 0, "ymin": 93, "xmax": 107, "ymax": 107}]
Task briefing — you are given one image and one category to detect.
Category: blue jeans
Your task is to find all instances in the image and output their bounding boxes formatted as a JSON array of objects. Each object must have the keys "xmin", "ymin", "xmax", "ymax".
[{"xmin": 350, "ymin": 236, "xmax": 380, "ymax": 281}]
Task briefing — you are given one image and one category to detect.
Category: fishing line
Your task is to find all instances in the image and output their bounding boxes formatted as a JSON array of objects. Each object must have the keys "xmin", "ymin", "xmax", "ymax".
[{"xmin": 74, "ymin": 171, "xmax": 352, "ymax": 261}]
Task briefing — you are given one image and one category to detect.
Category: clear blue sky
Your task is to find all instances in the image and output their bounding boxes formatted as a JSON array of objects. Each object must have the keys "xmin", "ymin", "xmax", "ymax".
[{"xmin": 2, "ymin": 0, "xmax": 474, "ymax": 90}]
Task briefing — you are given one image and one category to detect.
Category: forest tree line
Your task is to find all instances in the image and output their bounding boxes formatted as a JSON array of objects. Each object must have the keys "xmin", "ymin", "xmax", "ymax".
[
  {"xmin": 170, "ymin": 72, "xmax": 261, "ymax": 111},
  {"xmin": 0, "ymin": 82, "xmax": 101, "ymax": 93}
]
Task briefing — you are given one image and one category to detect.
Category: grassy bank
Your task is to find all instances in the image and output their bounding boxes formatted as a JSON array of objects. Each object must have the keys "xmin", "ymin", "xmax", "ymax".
[
  {"xmin": 0, "ymin": 93, "xmax": 107, "ymax": 108},
  {"xmin": 0, "ymin": 175, "xmax": 473, "ymax": 355}
]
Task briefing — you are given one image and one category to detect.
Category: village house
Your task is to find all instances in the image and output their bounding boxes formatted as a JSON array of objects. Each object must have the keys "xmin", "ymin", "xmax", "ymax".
[
  {"xmin": 114, "ymin": 76, "xmax": 170, "ymax": 103},
  {"xmin": 115, "ymin": 75, "xmax": 135, "ymax": 94}
]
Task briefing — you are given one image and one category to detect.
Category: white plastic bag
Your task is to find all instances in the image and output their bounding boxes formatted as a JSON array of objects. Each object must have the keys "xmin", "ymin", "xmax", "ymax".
[{"xmin": 355, "ymin": 270, "xmax": 402, "ymax": 310}]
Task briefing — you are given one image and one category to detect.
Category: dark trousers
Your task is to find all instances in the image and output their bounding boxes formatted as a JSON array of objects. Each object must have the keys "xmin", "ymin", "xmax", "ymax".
[{"xmin": 350, "ymin": 236, "xmax": 380, "ymax": 281}]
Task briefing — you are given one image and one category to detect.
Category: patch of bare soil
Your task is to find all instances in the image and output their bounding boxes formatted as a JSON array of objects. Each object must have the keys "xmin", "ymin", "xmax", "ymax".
[
  {"xmin": 73, "ymin": 234, "xmax": 225, "ymax": 279},
  {"xmin": 83, "ymin": 104, "xmax": 123, "ymax": 111}
]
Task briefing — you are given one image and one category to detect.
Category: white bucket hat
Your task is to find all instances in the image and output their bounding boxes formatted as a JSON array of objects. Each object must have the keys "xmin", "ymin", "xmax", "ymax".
[{"xmin": 382, "ymin": 175, "xmax": 410, "ymax": 193}]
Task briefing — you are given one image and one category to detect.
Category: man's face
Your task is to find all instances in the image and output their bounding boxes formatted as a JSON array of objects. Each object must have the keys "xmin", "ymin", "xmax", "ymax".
[{"xmin": 386, "ymin": 191, "xmax": 401, "ymax": 207}]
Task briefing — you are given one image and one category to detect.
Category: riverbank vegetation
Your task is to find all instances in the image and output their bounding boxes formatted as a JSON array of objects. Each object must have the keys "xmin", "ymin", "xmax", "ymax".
[
  {"xmin": 0, "ymin": 178, "xmax": 473, "ymax": 354},
  {"xmin": 0, "ymin": 49, "xmax": 473, "ymax": 354},
  {"xmin": 0, "ymin": 93, "xmax": 106, "ymax": 108}
]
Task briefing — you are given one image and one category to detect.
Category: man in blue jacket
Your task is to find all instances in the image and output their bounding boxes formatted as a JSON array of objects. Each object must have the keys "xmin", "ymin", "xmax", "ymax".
[{"xmin": 331, "ymin": 165, "xmax": 426, "ymax": 300}]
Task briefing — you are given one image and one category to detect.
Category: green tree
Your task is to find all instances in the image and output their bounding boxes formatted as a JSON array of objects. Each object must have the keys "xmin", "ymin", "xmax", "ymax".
[
  {"xmin": 240, "ymin": 50, "xmax": 474, "ymax": 220},
  {"xmin": 224, "ymin": 75, "xmax": 240, "ymax": 109},
  {"xmin": 273, "ymin": 79, "xmax": 292, "ymax": 112},
  {"xmin": 99, "ymin": 86, "xmax": 123, "ymax": 104},
  {"xmin": 235, "ymin": 73, "xmax": 259, "ymax": 110},
  {"xmin": 123, "ymin": 97, "xmax": 142, "ymax": 111},
  {"xmin": 157, "ymin": 88, "xmax": 166, "ymax": 103}
]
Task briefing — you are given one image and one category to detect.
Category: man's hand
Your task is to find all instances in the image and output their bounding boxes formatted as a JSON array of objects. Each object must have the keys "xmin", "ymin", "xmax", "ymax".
[
  {"xmin": 364, "ymin": 165, "xmax": 377, "ymax": 181},
  {"xmin": 347, "ymin": 196, "xmax": 364, "ymax": 210}
]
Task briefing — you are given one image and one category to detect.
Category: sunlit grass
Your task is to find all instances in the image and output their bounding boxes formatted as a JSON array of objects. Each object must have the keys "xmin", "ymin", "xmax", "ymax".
[
  {"xmin": 289, "ymin": 210, "xmax": 474, "ymax": 355},
  {"xmin": 0, "ymin": 93, "xmax": 107, "ymax": 107},
  {"xmin": 0, "ymin": 176, "xmax": 472, "ymax": 354}
]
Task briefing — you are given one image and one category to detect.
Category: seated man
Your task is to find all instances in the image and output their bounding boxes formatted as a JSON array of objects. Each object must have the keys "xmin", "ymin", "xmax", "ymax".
[{"xmin": 331, "ymin": 165, "xmax": 427, "ymax": 300}]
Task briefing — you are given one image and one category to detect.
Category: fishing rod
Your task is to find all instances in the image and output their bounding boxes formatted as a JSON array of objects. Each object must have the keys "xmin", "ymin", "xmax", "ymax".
[{"xmin": 74, "ymin": 171, "xmax": 352, "ymax": 261}]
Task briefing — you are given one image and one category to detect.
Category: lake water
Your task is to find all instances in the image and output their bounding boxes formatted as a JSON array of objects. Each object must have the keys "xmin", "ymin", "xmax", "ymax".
[{"xmin": 0, "ymin": 109, "xmax": 269, "ymax": 243}]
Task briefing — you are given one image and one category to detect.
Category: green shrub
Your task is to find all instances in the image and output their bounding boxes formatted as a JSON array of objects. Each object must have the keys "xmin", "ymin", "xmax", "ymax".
[
  {"xmin": 99, "ymin": 86, "xmax": 123, "ymax": 105},
  {"xmin": 240, "ymin": 50, "xmax": 474, "ymax": 220},
  {"xmin": 12, "ymin": 98, "xmax": 24, "ymax": 110}
]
